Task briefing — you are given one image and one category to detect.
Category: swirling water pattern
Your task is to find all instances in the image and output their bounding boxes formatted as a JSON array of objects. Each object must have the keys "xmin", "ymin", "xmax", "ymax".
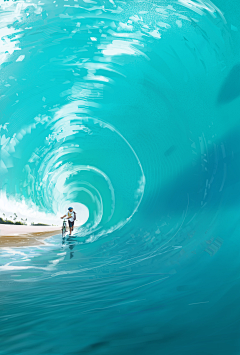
[{"xmin": 0, "ymin": 0, "xmax": 240, "ymax": 354}]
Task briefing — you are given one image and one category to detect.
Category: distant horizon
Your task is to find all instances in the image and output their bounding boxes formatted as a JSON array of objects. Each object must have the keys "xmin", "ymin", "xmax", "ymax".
[{"xmin": 0, "ymin": 192, "xmax": 89, "ymax": 227}]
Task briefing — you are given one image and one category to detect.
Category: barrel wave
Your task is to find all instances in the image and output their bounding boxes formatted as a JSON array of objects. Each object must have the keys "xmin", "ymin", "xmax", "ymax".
[{"xmin": 1, "ymin": 0, "xmax": 240, "ymax": 354}]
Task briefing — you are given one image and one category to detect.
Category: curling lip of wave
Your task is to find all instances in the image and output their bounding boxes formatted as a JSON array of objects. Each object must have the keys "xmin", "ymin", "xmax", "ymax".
[
  {"xmin": 27, "ymin": 114, "xmax": 146, "ymax": 240},
  {"xmin": 0, "ymin": 0, "xmax": 228, "ymax": 240}
]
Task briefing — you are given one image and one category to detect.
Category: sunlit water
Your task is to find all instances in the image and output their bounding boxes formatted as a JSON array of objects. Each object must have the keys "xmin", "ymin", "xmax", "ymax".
[{"xmin": 1, "ymin": 0, "xmax": 240, "ymax": 353}]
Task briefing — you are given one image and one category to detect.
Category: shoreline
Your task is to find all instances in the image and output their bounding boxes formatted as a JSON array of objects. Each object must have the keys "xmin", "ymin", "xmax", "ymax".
[{"xmin": 0, "ymin": 225, "xmax": 62, "ymax": 248}]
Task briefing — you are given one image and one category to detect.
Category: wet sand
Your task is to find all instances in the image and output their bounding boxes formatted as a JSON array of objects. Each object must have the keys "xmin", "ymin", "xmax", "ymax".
[{"xmin": 0, "ymin": 225, "xmax": 61, "ymax": 247}]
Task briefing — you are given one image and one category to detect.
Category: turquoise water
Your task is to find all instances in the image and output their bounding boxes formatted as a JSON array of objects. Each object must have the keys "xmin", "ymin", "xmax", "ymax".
[{"xmin": 1, "ymin": 0, "xmax": 240, "ymax": 353}]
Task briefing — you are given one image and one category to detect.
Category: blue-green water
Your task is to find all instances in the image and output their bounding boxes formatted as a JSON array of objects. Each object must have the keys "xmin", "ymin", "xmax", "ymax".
[{"xmin": 1, "ymin": 0, "xmax": 240, "ymax": 353}]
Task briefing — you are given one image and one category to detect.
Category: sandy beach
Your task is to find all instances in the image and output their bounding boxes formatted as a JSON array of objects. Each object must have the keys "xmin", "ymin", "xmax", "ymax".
[{"xmin": 0, "ymin": 225, "xmax": 61, "ymax": 247}]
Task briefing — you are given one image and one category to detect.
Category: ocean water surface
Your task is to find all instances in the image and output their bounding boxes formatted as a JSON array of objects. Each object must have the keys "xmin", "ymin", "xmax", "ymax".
[{"xmin": 1, "ymin": 0, "xmax": 240, "ymax": 353}]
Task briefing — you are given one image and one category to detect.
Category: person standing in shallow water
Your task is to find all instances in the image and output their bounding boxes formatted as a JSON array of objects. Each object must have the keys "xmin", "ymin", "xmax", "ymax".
[{"xmin": 61, "ymin": 207, "xmax": 75, "ymax": 236}]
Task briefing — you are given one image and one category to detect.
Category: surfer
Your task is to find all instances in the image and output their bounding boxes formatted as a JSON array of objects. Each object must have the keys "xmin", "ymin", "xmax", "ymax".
[{"xmin": 61, "ymin": 207, "xmax": 76, "ymax": 236}]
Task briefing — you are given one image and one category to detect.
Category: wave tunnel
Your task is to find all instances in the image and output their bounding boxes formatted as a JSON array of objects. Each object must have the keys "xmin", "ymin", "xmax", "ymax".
[{"xmin": 1, "ymin": 0, "xmax": 240, "ymax": 353}]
